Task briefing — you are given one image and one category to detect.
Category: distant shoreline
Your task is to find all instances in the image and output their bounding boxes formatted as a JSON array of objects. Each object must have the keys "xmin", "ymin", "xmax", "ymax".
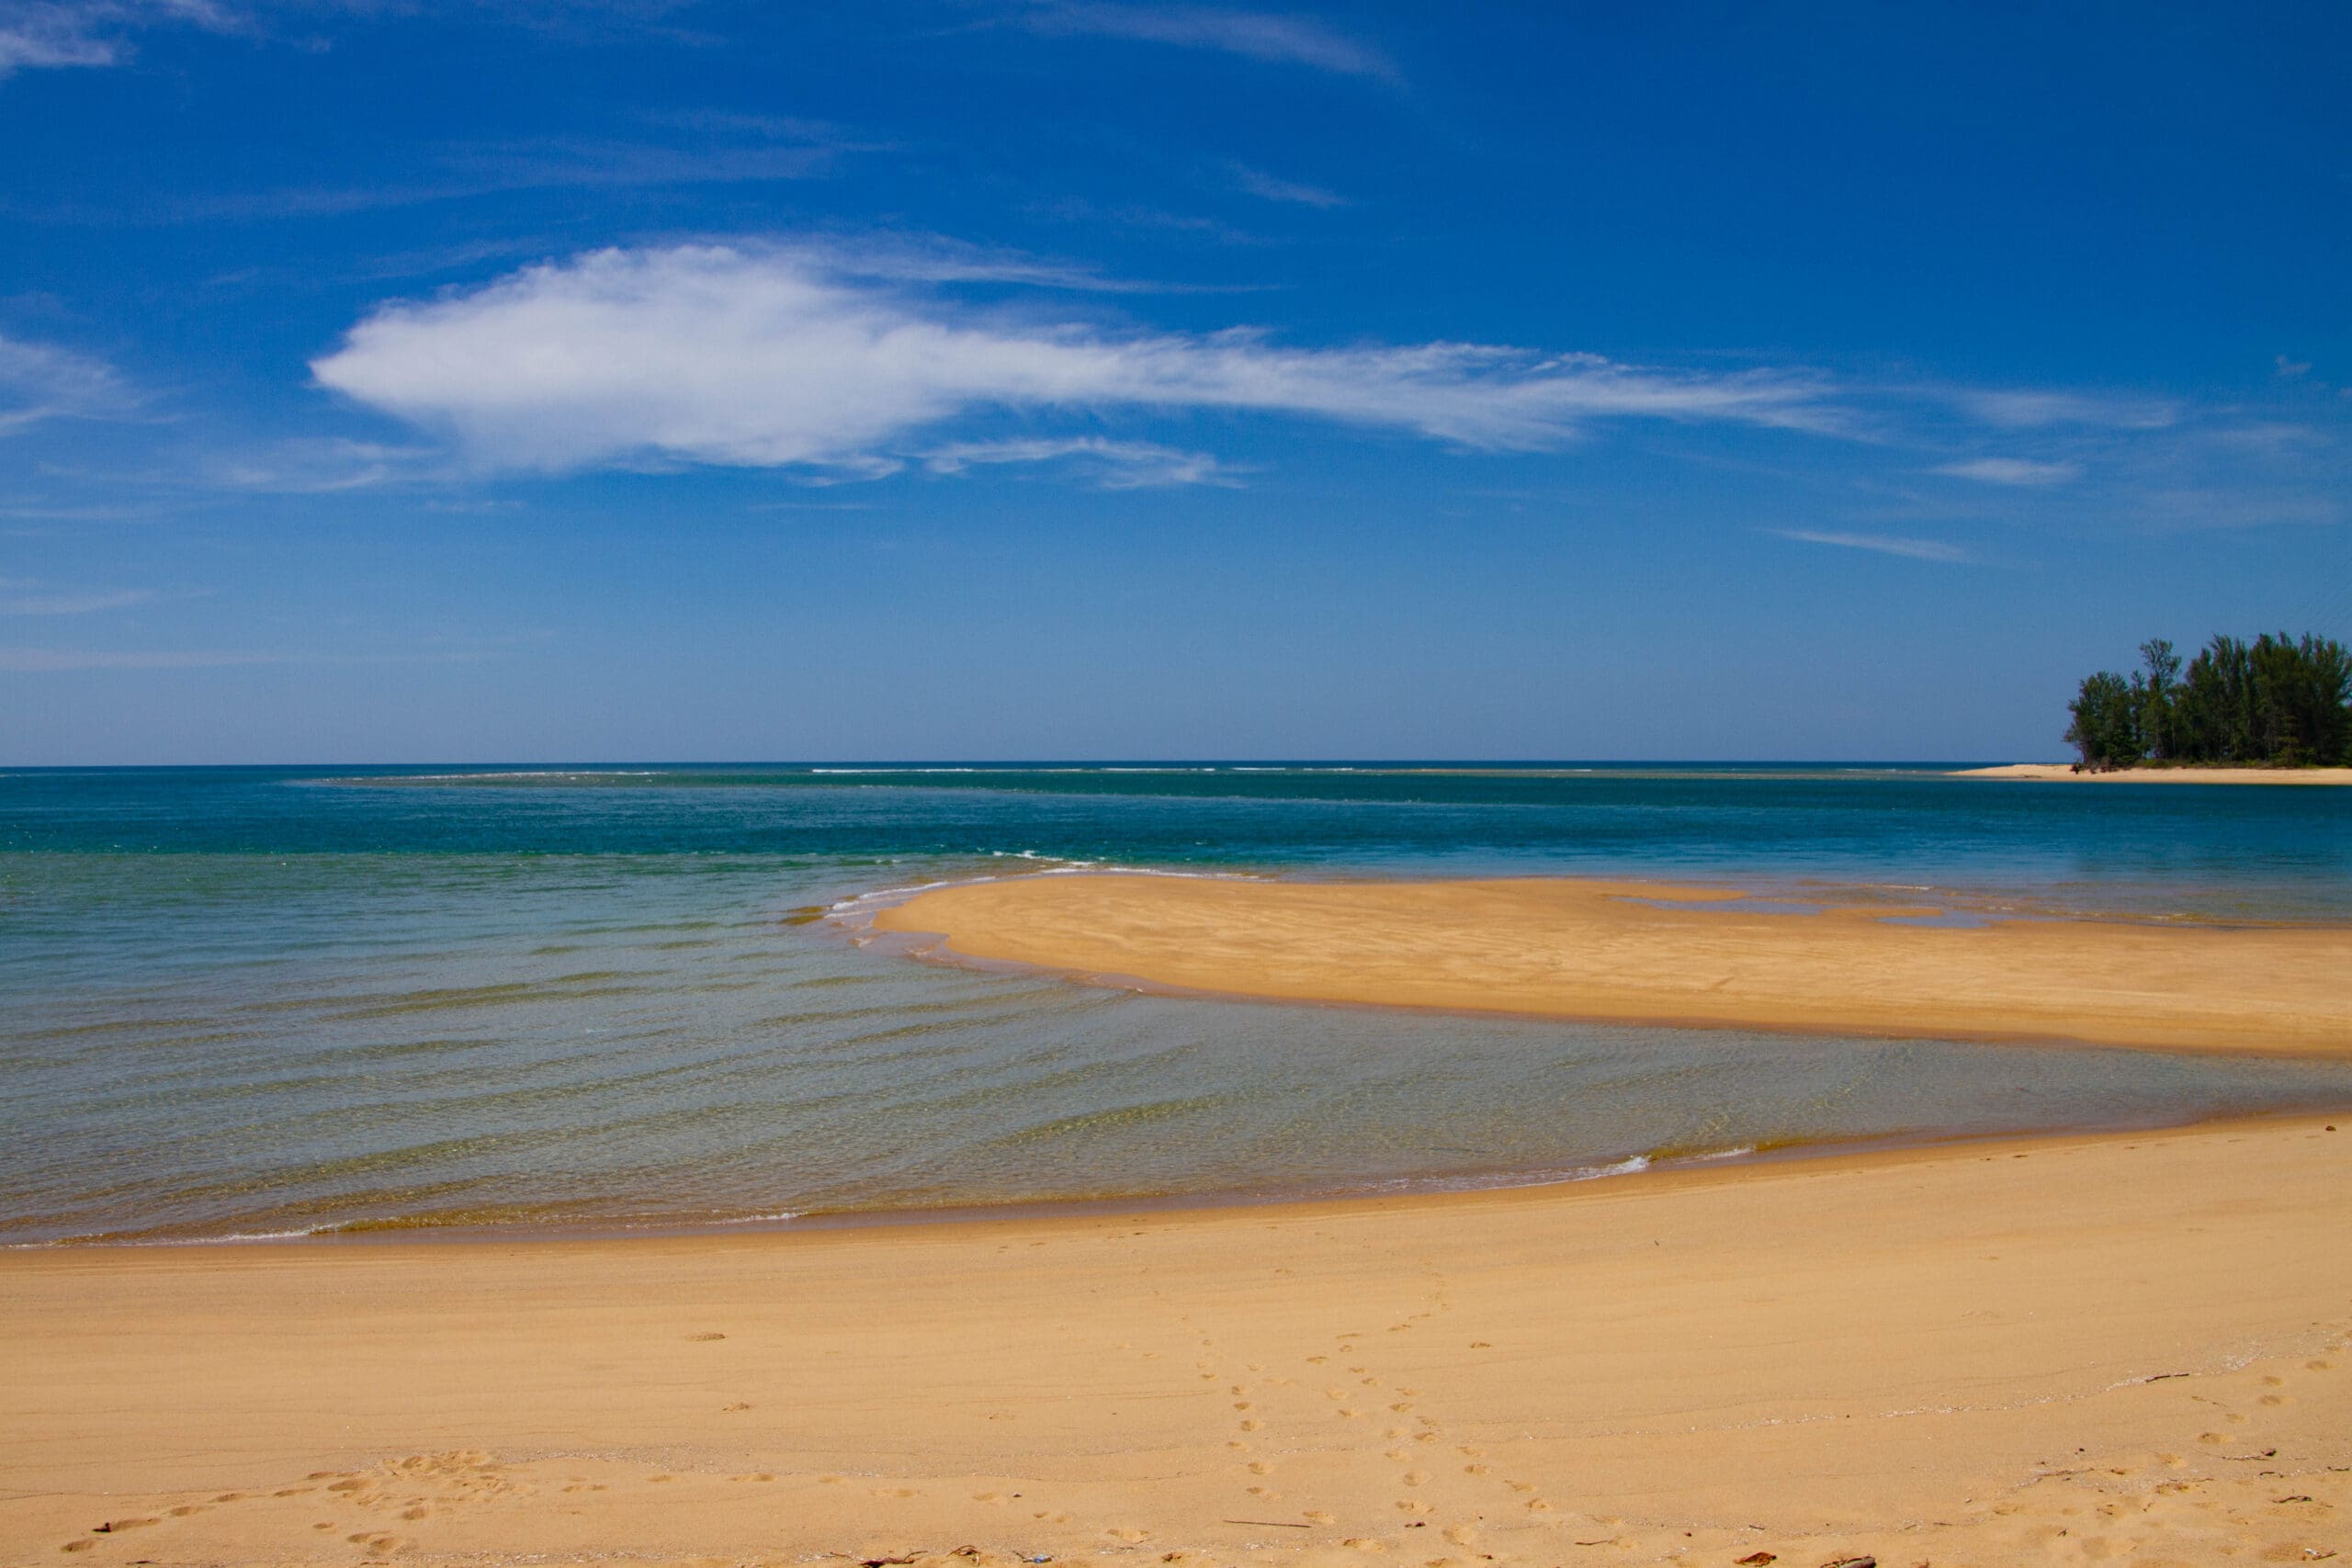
[{"xmin": 1956, "ymin": 763, "xmax": 2352, "ymax": 784}]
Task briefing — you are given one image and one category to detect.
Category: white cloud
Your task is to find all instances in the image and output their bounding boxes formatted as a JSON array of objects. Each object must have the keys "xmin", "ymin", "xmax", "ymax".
[
  {"xmin": 1954, "ymin": 389, "xmax": 2176, "ymax": 430},
  {"xmin": 0, "ymin": 647, "xmax": 274, "ymax": 671},
  {"xmin": 922, "ymin": 436, "xmax": 1231, "ymax": 488},
  {"xmin": 209, "ymin": 436, "xmax": 435, "ymax": 491},
  {"xmin": 1229, "ymin": 162, "xmax": 1346, "ymax": 208},
  {"xmin": 1014, "ymin": 3, "xmax": 1395, "ymax": 80},
  {"xmin": 0, "ymin": 331, "xmax": 133, "ymax": 433},
  {"xmin": 1933, "ymin": 457, "xmax": 2080, "ymax": 486},
  {"xmin": 0, "ymin": 580, "xmax": 154, "ymax": 614},
  {"xmin": 1773, "ymin": 529, "xmax": 1971, "ymax": 563},
  {"xmin": 0, "ymin": 0, "xmax": 229, "ymax": 77},
  {"xmin": 311, "ymin": 242, "xmax": 1838, "ymax": 477}
]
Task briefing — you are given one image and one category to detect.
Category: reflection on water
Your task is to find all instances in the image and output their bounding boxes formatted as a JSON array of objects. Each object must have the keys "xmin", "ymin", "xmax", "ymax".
[{"xmin": 4, "ymin": 764, "xmax": 2349, "ymax": 1245}]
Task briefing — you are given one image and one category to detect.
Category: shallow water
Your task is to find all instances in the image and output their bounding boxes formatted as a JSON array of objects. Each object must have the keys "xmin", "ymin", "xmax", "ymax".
[{"xmin": 4, "ymin": 763, "xmax": 2349, "ymax": 1245}]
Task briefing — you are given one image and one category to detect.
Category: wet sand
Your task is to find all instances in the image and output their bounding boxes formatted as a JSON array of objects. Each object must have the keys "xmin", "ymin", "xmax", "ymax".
[
  {"xmin": 1958, "ymin": 762, "xmax": 2352, "ymax": 783},
  {"xmin": 4, "ymin": 1116, "xmax": 2347, "ymax": 1567},
  {"xmin": 874, "ymin": 873, "xmax": 2352, "ymax": 1056}
]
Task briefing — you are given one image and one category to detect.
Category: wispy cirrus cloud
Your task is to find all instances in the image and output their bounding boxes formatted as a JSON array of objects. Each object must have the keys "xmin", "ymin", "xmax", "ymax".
[
  {"xmin": 0, "ymin": 578, "xmax": 155, "ymax": 614},
  {"xmin": 1012, "ymin": 3, "xmax": 1395, "ymax": 81},
  {"xmin": 0, "ymin": 646, "xmax": 275, "ymax": 671},
  {"xmin": 0, "ymin": 331, "xmax": 135, "ymax": 434},
  {"xmin": 922, "ymin": 435, "xmax": 1233, "ymax": 487},
  {"xmin": 1227, "ymin": 161, "xmax": 1346, "ymax": 208},
  {"xmin": 1933, "ymin": 457, "xmax": 2081, "ymax": 487},
  {"xmin": 1772, "ymin": 528, "xmax": 1972, "ymax": 563},
  {"xmin": 208, "ymin": 436, "xmax": 437, "ymax": 491},
  {"xmin": 0, "ymin": 0, "xmax": 704, "ymax": 80},
  {"xmin": 128, "ymin": 123, "xmax": 863, "ymax": 223},
  {"xmin": 309, "ymin": 242, "xmax": 1839, "ymax": 479},
  {"xmin": 1951, "ymin": 388, "xmax": 2177, "ymax": 430},
  {"xmin": 0, "ymin": 0, "xmax": 231, "ymax": 76}
]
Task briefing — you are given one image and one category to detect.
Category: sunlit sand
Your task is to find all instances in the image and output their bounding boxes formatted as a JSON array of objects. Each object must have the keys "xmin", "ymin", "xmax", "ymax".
[
  {"xmin": 875, "ymin": 872, "xmax": 2352, "ymax": 1056},
  {"xmin": 5, "ymin": 1118, "xmax": 2347, "ymax": 1566}
]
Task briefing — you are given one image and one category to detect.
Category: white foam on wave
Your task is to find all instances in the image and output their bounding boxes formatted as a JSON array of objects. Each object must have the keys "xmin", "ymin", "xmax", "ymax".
[{"xmin": 6, "ymin": 1224, "xmax": 334, "ymax": 1249}]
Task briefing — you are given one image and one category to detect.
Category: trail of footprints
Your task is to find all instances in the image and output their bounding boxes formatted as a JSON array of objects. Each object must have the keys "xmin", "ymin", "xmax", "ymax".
[
  {"xmin": 58, "ymin": 1450, "xmax": 526, "ymax": 1558},
  {"xmin": 50, "ymin": 1317, "xmax": 2346, "ymax": 1562},
  {"xmin": 1138, "ymin": 1277, "xmax": 1565, "ymax": 1559}
]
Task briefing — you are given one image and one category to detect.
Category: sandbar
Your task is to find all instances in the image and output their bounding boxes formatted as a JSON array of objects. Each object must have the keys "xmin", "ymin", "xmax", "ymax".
[
  {"xmin": 1957, "ymin": 762, "xmax": 2352, "ymax": 783},
  {"xmin": 4, "ymin": 1116, "xmax": 2348, "ymax": 1566},
  {"xmin": 875, "ymin": 873, "xmax": 2352, "ymax": 1055}
]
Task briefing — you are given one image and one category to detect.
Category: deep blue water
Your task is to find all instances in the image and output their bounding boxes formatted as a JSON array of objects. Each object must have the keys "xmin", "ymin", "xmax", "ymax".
[{"xmin": 4, "ymin": 763, "xmax": 2347, "ymax": 1246}]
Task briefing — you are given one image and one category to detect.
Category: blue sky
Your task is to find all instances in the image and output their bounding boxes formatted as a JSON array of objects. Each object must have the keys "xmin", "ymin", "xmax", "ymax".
[{"xmin": 2, "ymin": 1, "xmax": 2346, "ymax": 762}]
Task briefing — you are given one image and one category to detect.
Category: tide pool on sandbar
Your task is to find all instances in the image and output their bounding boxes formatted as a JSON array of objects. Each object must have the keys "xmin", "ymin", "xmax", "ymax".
[{"xmin": 5, "ymin": 762, "xmax": 2351, "ymax": 1246}]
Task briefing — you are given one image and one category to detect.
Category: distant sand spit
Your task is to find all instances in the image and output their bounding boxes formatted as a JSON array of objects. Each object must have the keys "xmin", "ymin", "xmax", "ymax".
[
  {"xmin": 5, "ymin": 1117, "xmax": 2348, "ymax": 1566},
  {"xmin": 876, "ymin": 873, "xmax": 2352, "ymax": 1056},
  {"xmin": 1958, "ymin": 762, "xmax": 2352, "ymax": 783}
]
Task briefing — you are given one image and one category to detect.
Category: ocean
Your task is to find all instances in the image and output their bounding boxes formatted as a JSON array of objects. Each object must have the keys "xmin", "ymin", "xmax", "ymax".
[{"xmin": 5, "ymin": 762, "xmax": 2349, "ymax": 1246}]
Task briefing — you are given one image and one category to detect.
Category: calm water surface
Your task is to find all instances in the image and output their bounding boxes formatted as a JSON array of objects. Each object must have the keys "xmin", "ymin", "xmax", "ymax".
[{"xmin": 5, "ymin": 763, "xmax": 2349, "ymax": 1245}]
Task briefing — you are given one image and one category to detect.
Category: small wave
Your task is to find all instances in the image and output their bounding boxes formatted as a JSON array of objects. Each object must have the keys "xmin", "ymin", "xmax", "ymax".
[{"xmin": 6, "ymin": 1224, "xmax": 335, "ymax": 1249}]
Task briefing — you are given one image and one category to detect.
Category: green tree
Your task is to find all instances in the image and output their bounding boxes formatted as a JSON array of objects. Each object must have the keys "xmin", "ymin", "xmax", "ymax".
[
  {"xmin": 2136, "ymin": 638, "xmax": 2180, "ymax": 760},
  {"xmin": 2065, "ymin": 671, "xmax": 2141, "ymax": 770},
  {"xmin": 2075, "ymin": 632, "xmax": 2352, "ymax": 767}
]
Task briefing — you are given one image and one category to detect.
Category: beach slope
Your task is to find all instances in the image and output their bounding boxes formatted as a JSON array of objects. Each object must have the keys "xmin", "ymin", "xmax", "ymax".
[
  {"xmin": 874, "ymin": 873, "xmax": 2352, "ymax": 1055},
  {"xmin": 3, "ymin": 1118, "xmax": 2349, "ymax": 1566},
  {"xmin": 1957, "ymin": 763, "xmax": 2352, "ymax": 784}
]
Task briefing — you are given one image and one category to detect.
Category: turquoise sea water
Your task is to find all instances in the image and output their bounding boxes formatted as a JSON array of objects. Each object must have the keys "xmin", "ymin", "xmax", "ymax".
[{"xmin": 4, "ymin": 763, "xmax": 2350, "ymax": 1246}]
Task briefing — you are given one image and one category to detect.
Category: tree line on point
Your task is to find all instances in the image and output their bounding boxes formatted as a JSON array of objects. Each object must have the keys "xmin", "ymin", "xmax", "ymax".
[{"xmin": 2064, "ymin": 633, "xmax": 2352, "ymax": 770}]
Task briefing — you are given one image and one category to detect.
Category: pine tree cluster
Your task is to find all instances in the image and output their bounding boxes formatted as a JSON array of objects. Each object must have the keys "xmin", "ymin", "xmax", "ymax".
[{"xmin": 2065, "ymin": 634, "xmax": 2352, "ymax": 770}]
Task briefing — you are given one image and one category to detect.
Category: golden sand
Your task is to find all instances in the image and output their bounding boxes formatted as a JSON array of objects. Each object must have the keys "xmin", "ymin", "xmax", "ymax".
[
  {"xmin": 1957, "ymin": 762, "xmax": 2352, "ymax": 783},
  {"xmin": 874, "ymin": 873, "xmax": 2352, "ymax": 1055},
  {"xmin": 4, "ymin": 1117, "xmax": 2348, "ymax": 1567}
]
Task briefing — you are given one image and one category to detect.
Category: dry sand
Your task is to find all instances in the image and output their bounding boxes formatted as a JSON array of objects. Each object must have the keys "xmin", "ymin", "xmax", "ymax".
[
  {"xmin": 1957, "ymin": 763, "xmax": 2352, "ymax": 783},
  {"xmin": 4, "ymin": 1116, "xmax": 2349, "ymax": 1568},
  {"xmin": 874, "ymin": 873, "xmax": 2352, "ymax": 1056}
]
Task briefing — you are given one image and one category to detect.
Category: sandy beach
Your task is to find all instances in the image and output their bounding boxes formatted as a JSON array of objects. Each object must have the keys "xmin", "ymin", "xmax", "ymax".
[
  {"xmin": 3, "ymin": 1115, "xmax": 2346, "ymax": 1568},
  {"xmin": 873, "ymin": 874, "xmax": 2352, "ymax": 1056},
  {"xmin": 1957, "ymin": 763, "xmax": 2352, "ymax": 784}
]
